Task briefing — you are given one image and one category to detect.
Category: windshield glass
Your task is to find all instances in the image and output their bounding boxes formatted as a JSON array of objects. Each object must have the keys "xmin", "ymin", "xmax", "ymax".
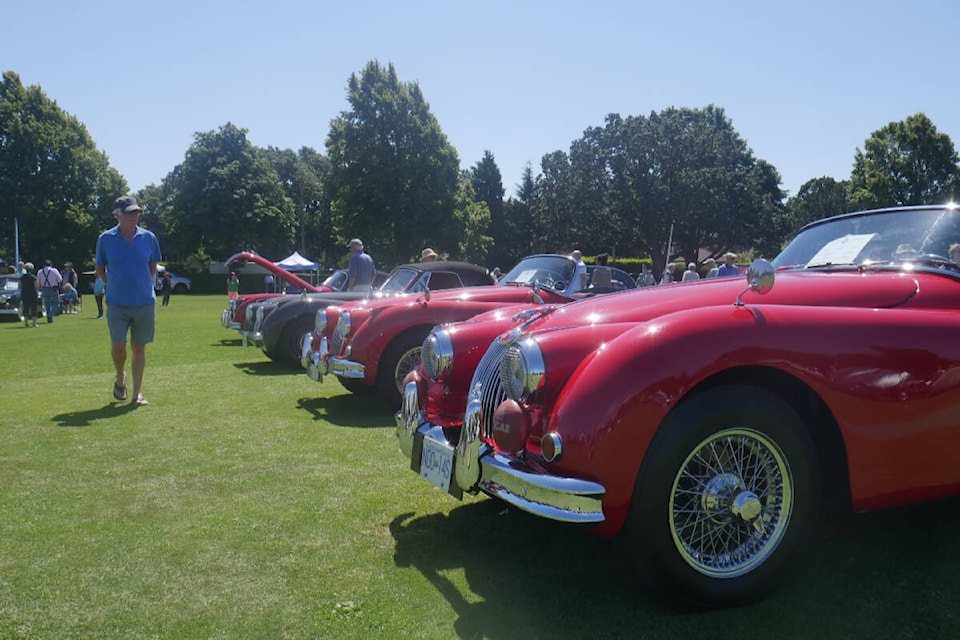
[
  {"xmin": 2, "ymin": 277, "xmax": 18, "ymax": 291},
  {"xmin": 380, "ymin": 268, "xmax": 421, "ymax": 293},
  {"xmin": 772, "ymin": 206, "xmax": 960, "ymax": 269},
  {"xmin": 322, "ymin": 270, "xmax": 348, "ymax": 290},
  {"xmin": 500, "ymin": 255, "xmax": 576, "ymax": 291}
]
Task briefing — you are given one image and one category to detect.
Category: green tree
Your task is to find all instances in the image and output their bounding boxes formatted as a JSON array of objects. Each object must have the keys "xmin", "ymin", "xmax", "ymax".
[
  {"xmin": 785, "ymin": 177, "xmax": 851, "ymax": 236},
  {"xmin": 850, "ymin": 113, "xmax": 960, "ymax": 209},
  {"xmin": 0, "ymin": 70, "xmax": 126, "ymax": 267},
  {"xmin": 160, "ymin": 123, "xmax": 297, "ymax": 262},
  {"xmin": 263, "ymin": 146, "xmax": 334, "ymax": 266},
  {"xmin": 469, "ymin": 150, "xmax": 506, "ymax": 266},
  {"xmin": 325, "ymin": 61, "xmax": 462, "ymax": 267},
  {"xmin": 452, "ymin": 173, "xmax": 493, "ymax": 264}
]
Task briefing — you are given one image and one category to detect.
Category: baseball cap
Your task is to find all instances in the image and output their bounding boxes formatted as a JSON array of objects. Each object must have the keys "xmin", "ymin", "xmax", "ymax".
[{"xmin": 113, "ymin": 196, "xmax": 142, "ymax": 214}]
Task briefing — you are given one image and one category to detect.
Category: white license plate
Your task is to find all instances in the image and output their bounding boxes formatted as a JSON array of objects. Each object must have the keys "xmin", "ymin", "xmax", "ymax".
[{"xmin": 419, "ymin": 437, "xmax": 454, "ymax": 492}]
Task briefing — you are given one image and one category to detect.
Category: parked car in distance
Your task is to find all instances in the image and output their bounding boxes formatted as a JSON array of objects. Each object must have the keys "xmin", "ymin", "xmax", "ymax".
[
  {"xmin": 398, "ymin": 204, "xmax": 960, "ymax": 608},
  {"xmin": 248, "ymin": 261, "xmax": 495, "ymax": 368},
  {"xmin": 0, "ymin": 273, "xmax": 24, "ymax": 321},
  {"xmin": 306, "ymin": 254, "xmax": 637, "ymax": 405},
  {"xmin": 155, "ymin": 267, "xmax": 191, "ymax": 294}
]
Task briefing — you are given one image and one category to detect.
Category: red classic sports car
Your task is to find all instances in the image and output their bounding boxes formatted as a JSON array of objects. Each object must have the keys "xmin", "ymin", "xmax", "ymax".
[
  {"xmin": 397, "ymin": 204, "xmax": 960, "ymax": 608},
  {"xmin": 303, "ymin": 254, "xmax": 637, "ymax": 405},
  {"xmin": 220, "ymin": 251, "xmax": 342, "ymax": 332}
]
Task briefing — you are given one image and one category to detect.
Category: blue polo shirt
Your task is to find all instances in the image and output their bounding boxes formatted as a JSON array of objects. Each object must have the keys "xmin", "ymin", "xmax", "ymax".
[
  {"xmin": 348, "ymin": 251, "xmax": 376, "ymax": 288},
  {"xmin": 95, "ymin": 225, "xmax": 162, "ymax": 306}
]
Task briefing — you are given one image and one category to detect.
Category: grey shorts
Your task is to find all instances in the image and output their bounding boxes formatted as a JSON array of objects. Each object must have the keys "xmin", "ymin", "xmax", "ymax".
[{"xmin": 107, "ymin": 303, "xmax": 156, "ymax": 344}]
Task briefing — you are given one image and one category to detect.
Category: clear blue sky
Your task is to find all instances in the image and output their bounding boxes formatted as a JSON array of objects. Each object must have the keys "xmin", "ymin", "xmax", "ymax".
[{"xmin": 4, "ymin": 0, "xmax": 958, "ymax": 199}]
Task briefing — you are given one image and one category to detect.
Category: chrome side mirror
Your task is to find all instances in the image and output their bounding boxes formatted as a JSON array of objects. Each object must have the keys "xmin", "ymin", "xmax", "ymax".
[{"xmin": 735, "ymin": 259, "xmax": 775, "ymax": 306}]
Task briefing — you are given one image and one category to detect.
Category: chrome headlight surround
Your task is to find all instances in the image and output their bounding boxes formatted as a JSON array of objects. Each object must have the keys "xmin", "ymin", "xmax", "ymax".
[
  {"xmin": 245, "ymin": 305, "xmax": 256, "ymax": 324},
  {"xmin": 421, "ymin": 327, "xmax": 454, "ymax": 381},
  {"xmin": 337, "ymin": 311, "xmax": 352, "ymax": 337},
  {"xmin": 255, "ymin": 306, "xmax": 265, "ymax": 322},
  {"xmin": 501, "ymin": 337, "xmax": 545, "ymax": 402},
  {"xmin": 314, "ymin": 308, "xmax": 327, "ymax": 334}
]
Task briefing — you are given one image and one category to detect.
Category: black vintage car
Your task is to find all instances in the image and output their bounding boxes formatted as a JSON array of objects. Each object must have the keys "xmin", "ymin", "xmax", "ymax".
[
  {"xmin": 0, "ymin": 274, "xmax": 25, "ymax": 321},
  {"xmin": 243, "ymin": 261, "xmax": 496, "ymax": 367}
]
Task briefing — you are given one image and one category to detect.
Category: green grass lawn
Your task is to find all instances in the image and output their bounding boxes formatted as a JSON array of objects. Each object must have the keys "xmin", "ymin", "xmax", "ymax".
[{"xmin": 1, "ymin": 295, "xmax": 958, "ymax": 639}]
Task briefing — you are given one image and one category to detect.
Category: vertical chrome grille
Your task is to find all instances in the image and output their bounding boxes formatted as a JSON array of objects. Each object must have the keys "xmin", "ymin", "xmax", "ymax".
[
  {"xmin": 469, "ymin": 338, "xmax": 509, "ymax": 440},
  {"xmin": 330, "ymin": 317, "xmax": 348, "ymax": 356}
]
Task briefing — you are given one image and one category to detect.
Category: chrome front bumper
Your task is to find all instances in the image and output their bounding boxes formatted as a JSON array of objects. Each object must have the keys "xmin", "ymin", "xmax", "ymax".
[
  {"xmin": 328, "ymin": 355, "xmax": 365, "ymax": 379},
  {"xmin": 240, "ymin": 330, "xmax": 263, "ymax": 348},
  {"xmin": 395, "ymin": 381, "xmax": 606, "ymax": 524},
  {"xmin": 303, "ymin": 333, "xmax": 325, "ymax": 378}
]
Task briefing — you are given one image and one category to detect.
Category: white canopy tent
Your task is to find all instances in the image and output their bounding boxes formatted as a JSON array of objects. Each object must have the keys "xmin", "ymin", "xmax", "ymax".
[{"xmin": 274, "ymin": 251, "xmax": 318, "ymax": 272}]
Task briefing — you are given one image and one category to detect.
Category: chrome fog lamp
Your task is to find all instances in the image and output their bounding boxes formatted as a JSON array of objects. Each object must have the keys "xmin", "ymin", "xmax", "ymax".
[
  {"xmin": 501, "ymin": 338, "xmax": 545, "ymax": 402},
  {"xmin": 421, "ymin": 328, "xmax": 453, "ymax": 380},
  {"xmin": 541, "ymin": 432, "xmax": 563, "ymax": 462}
]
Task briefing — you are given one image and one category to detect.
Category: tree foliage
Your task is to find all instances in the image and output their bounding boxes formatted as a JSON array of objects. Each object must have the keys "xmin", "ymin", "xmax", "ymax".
[
  {"xmin": 850, "ymin": 113, "xmax": 960, "ymax": 209},
  {"xmin": 325, "ymin": 61, "xmax": 463, "ymax": 267},
  {"xmin": 784, "ymin": 177, "xmax": 851, "ymax": 236},
  {"xmin": 0, "ymin": 71, "xmax": 126, "ymax": 266},
  {"xmin": 469, "ymin": 150, "xmax": 507, "ymax": 267},
  {"xmin": 159, "ymin": 123, "xmax": 297, "ymax": 261},
  {"xmin": 262, "ymin": 145, "xmax": 334, "ymax": 265},
  {"xmin": 529, "ymin": 106, "xmax": 786, "ymax": 268}
]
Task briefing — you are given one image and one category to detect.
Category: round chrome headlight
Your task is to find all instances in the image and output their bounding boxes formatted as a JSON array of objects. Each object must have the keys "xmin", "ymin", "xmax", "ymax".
[
  {"xmin": 256, "ymin": 306, "xmax": 264, "ymax": 322},
  {"xmin": 314, "ymin": 309, "xmax": 327, "ymax": 334},
  {"xmin": 245, "ymin": 305, "xmax": 256, "ymax": 323},
  {"xmin": 421, "ymin": 327, "xmax": 453, "ymax": 381},
  {"xmin": 501, "ymin": 338, "xmax": 545, "ymax": 402},
  {"xmin": 0, "ymin": 295, "xmax": 7, "ymax": 304}
]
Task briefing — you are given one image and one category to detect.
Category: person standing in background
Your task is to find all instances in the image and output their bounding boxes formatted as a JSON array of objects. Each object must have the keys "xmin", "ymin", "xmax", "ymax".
[
  {"xmin": 161, "ymin": 271, "xmax": 173, "ymax": 306},
  {"xmin": 570, "ymin": 250, "xmax": 587, "ymax": 291},
  {"xmin": 20, "ymin": 262, "xmax": 38, "ymax": 327},
  {"xmin": 37, "ymin": 260, "xmax": 62, "ymax": 322},
  {"xmin": 227, "ymin": 272, "xmax": 240, "ymax": 301},
  {"xmin": 716, "ymin": 253, "xmax": 740, "ymax": 277},
  {"xmin": 95, "ymin": 196, "xmax": 162, "ymax": 407},
  {"xmin": 345, "ymin": 239, "xmax": 376, "ymax": 293},
  {"xmin": 264, "ymin": 272, "xmax": 275, "ymax": 293}
]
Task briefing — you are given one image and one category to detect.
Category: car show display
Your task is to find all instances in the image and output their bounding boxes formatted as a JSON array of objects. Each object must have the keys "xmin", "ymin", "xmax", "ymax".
[
  {"xmin": 396, "ymin": 204, "xmax": 960, "ymax": 608},
  {"xmin": 305, "ymin": 254, "xmax": 637, "ymax": 405}
]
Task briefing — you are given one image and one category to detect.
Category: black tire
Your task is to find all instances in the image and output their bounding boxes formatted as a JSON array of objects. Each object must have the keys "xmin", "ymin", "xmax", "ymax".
[
  {"xmin": 275, "ymin": 317, "xmax": 313, "ymax": 368},
  {"xmin": 625, "ymin": 384, "xmax": 820, "ymax": 609},
  {"xmin": 376, "ymin": 327, "xmax": 432, "ymax": 407},
  {"xmin": 173, "ymin": 283, "xmax": 188, "ymax": 294}
]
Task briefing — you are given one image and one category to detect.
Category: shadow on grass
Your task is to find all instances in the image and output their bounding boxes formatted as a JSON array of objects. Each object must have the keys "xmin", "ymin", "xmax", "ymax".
[
  {"xmin": 296, "ymin": 395, "xmax": 394, "ymax": 428},
  {"xmin": 389, "ymin": 496, "xmax": 960, "ymax": 639},
  {"xmin": 52, "ymin": 402, "xmax": 141, "ymax": 427},
  {"xmin": 233, "ymin": 361, "xmax": 302, "ymax": 376},
  {"xmin": 212, "ymin": 337, "xmax": 243, "ymax": 347}
]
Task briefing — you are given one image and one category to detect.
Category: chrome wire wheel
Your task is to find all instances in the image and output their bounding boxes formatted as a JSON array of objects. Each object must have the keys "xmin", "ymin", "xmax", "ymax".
[
  {"xmin": 669, "ymin": 427, "xmax": 792, "ymax": 579},
  {"xmin": 393, "ymin": 346, "xmax": 421, "ymax": 392}
]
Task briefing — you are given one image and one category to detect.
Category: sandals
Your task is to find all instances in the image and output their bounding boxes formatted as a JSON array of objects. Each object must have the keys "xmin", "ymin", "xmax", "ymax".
[
  {"xmin": 113, "ymin": 378, "xmax": 128, "ymax": 402},
  {"xmin": 131, "ymin": 394, "xmax": 149, "ymax": 407}
]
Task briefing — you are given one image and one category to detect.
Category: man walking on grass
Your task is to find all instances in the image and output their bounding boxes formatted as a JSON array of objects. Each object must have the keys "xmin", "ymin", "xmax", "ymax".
[{"xmin": 95, "ymin": 196, "xmax": 162, "ymax": 407}]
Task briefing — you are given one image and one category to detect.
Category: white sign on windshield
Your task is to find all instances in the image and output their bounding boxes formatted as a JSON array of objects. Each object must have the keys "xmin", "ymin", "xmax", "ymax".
[
  {"xmin": 514, "ymin": 269, "xmax": 538, "ymax": 282},
  {"xmin": 807, "ymin": 233, "xmax": 876, "ymax": 266}
]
